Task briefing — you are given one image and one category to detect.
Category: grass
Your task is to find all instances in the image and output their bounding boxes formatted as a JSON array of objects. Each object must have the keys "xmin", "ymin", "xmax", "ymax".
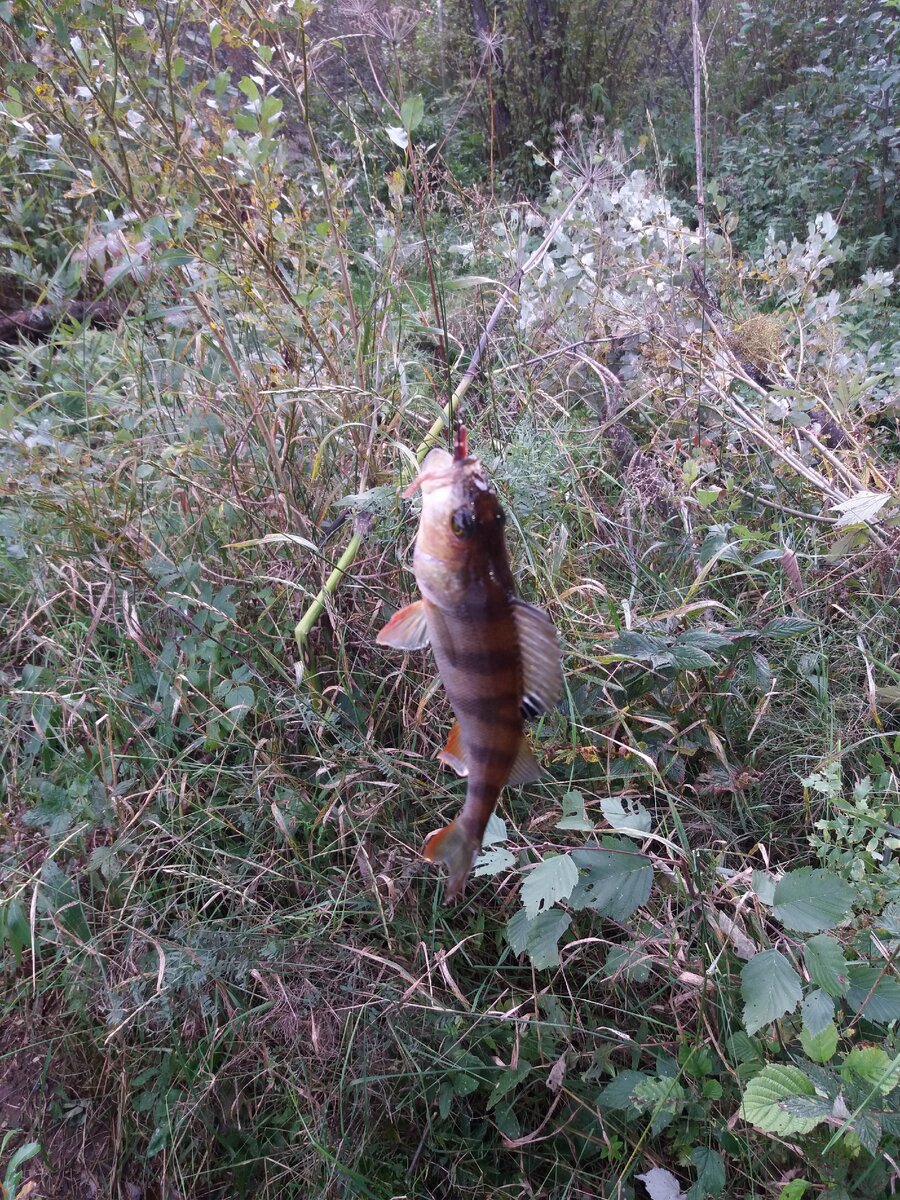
[{"xmin": 1, "ymin": 9, "xmax": 900, "ymax": 1199}]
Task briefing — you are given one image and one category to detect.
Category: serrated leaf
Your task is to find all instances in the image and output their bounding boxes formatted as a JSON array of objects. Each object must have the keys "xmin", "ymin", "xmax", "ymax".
[
  {"xmin": 801, "ymin": 988, "xmax": 835, "ymax": 1036},
  {"xmin": 846, "ymin": 965, "xmax": 900, "ymax": 1023},
  {"xmin": 608, "ymin": 631, "xmax": 666, "ymax": 661},
  {"xmin": 633, "ymin": 1076, "xmax": 687, "ymax": 1134},
  {"xmin": 804, "ymin": 934, "xmax": 849, "ymax": 997},
  {"xmin": 800, "ymin": 1020, "xmax": 838, "ymax": 1063},
  {"xmin": 740, "ymin": 1064, "xmax": 824, "ymax": 1135},
  {"xmin": 763, "ymin": 617, "xmax": 817, "ymax": 638},
  {"xmin": 671, "ymin": 644, "xmax": 717, "ymax": 669},
  {"xmin": 637, "ymin": 1167, "xmax": 686, "ymax": 1199},
  {"xmin": 779, "ymin": 1095, "xmax": 833, "ymax": 1119},
  {"xmin": 222, "ymin": 684, "xmax": 254, "ymax": 724},
  {"xmin": 832, "ymin": 490, "xmax": 891, "ymax": 527},
  {"xmin": 841, "ymin": 1047, "xmax": 900, "ymax": 1095},
  {"xmin": 742, "ymin": 949, "xmax": 802, "ymax": 1034},
  {"xmin": 473, "ymin": 846, "xmax": 516, "ymax": 878},
  {"xmin": 481, "ymin": 813, "xmax": 507, "ymax": 846},
  {"xmin": 600, "ymin": 795, "xmax": 652, "ymax": 835},
  {"xmin": 678, "ymin": 630, "xmax": 734, "ymax": 652},
  {"xmin": 596, "ymin": 1069, "xmax": 647, "ymax": 1110},
  {"xmin": 505, "ymin": 908, "xmax": 530, "ymax": 956},
  {"xmin": 688, "ymin": 1146, "xmax": 726, "ymax": 1199},
  {"xmin": 557, "ymin": 789, "xmax": 593, "ymax": 831},
  {"xmin": 521, "ymin": 854, "xmax": 578, "ymax": 918},
  {"xmin": 486, "ymin": 1061, "xmax": 531, "ymax": 1110},
  {"xmin": 570, "ymin": 841, "xmax": 653, "ymax": 920},
  {"xmin": 772, "ymin": 868, "xmax": 854, "ymax": 932},
  {"xmin": 752, "ymin": 869, "xmax": 776, "ymax": 905},
  {"xmin": 526, "ymin": 908, "xmax": 571, "ymax": 969},
  {"xmin": 39, "ymin": 859, "xmax": 90, "ymax": 942}
]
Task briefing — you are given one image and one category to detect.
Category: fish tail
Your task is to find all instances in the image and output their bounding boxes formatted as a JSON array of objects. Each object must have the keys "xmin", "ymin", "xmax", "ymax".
[{"xmin": 422, "ymin": 821, "xmax": 480, "ymax": 902}]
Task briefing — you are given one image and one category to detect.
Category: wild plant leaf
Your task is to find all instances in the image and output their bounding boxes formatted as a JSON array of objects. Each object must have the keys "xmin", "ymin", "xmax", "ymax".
[
  {"xmin": 831, "ymin": 489, "xmax": 891, "ymax": 527},
  {"xmin": 804, "ymin": 934, "xmax": 850, "ymax": 997},
  {"xmin": 845, "ymin": 965, "xmax": 900, "ymax": 1023},
  {"xmin": 607, "ymin": 631, "xmax": 667, "ymax": 661},
  {"xmin": 486, "ymin": 1061, "xmax": 531, "ymax": 1110},
  {"xmin": 482, "ymin": 813, "xmax": 508, "ymax": 846},
  {"xmin": 570, "ymin": 841, "xmax": 653, "ymax": 920},
  {"xmin": 677, "ymin": 630, "xmax": 734, "ymax": 652},
  {"xmin": 526, "ymin": 909, "xmax": 571, "ymax": 969},
  {"xmin": 636, "ymin": 1168, "xmax": 686, "ymax": 1200},
  {"xmin": 557, "ymin": 789, "xmax": 593, "ymax": 831},
  {"xmin": 670, "ymin": 644, "xmax": 717, "ymax": 670},
  {"xmin": 740, "ymin": 1065, "xmax": 824, "ymax": 1136},
  {"xmin": 751, "ymin": 870, "xmax": 777, "ymax": 906},
  {"xmin": 779, "ymin": 1095, "xmax": 833, "ymax": 1120},
  {"xmin": 473, "ymin": 847, "xmax": 516, "ymax": 878},
  {"xmin": 801, "ymin": 988, "xmax": 835, "ymax": 1036},
  {"xmin": 763, "ymin": 616, "xmax": 817, "ymax": 637},
  {"xmin": 688, "ymin": 1146, "xmax": 726, "ymax": 1199},
  {"xmin": 400, "ymin": 94, "xmax": 425, "ymax": 131},
  {"xmin": 596, "ymin": 1069, "xmax": 647, "ymax": 1111},
  {"xmin": 799, "ymin": 1020, "xmax": 838, "ymax": 1063},
  {"xmin": 39, "ymin": 859, "xmax": 90, "ymax": 942},
  {"xmin": 505, "ymin": 909, "xmax": 531, "ymax": 956},
  {"xmin": 600, "ymin": 795, "xmax": 652, "ymax": 835},
  {"xmin": 841, "ymin": 1047, "xmax": 900, "ymax": 1095},
  {"xmin": 633, "ymin": 1076, "xmax": 687, "ymax": 1134},
  {"xmin": 741, "ymin": 949, "xmax": 802, "ymax": 1033},
  {"xmin": 772, "ymin": 868, "xmax": 854, "ymax": 932},
  {"xmin": 222, "ymin": 684, "xmax": 254, "ymax": 725},
  {"xmin": 521, "ymin": 854, "xmax": 578, "ymax": 919}
]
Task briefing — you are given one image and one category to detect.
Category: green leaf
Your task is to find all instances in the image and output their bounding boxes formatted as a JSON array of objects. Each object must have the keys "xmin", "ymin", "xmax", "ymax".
[
  {"xmin": 677, "ymin": 630, "xmax": 734, "ymax": 652},
  {"xmin": 238, "ymin": 75, "xmax": 260, "ymax": 102},
  {"xmin": 841, "ymin": 1047, "xmax": 900, "ymax": 1095},
  {"xmin": 801, "ymin": 988, "xmax": 835, "ymax": 1036},
  {"xmin": 740, "ymin": 1065, "xmax": 824, "ymax": 1136},
  {"xmin": 521, "ymin": 854, "xmax": 578, "ymax": 919},
  {"xmin": 608, "ymin": 631, "xmax": 666, "ymax": 661},
  {"xmin": 804, "ymin": 934, "xmax": 850, "ymax": 997},
  {"xmin": 846, "ymin": 965, "xmax": 900, "ymax": 1023},
  {"xmin": 633, "ymin": 1076, "xmax": 687, "ymax": 1134},
  {"xmin": 777, "ymin": 1182, "xmax": 811, "ymax": 1200},
  {"xmin": 800, "ymin": 1020, "xmax": 838, "ymax": 1063},
  {"xmin": 570, "ymin": 840, "xmax": 653, "ymax": 921},
  {"xmin": 597, "ymin": 1069, "xmax": 647, "ymax": 1111},
  {"xmin": 688, "ymin": 1146, "xmax": 726, "ymax": 1199},
  {"xmin": 671, "ymin": 643, "xmax": 717, "ymax": 669},
  {"xmin": 473, "ymin": 847, "xmax": 516, "ymax": 878},
  {"xmin": 832, "ymin": 490, "xmax": 891, "ymax": 527},
  {"xmin": 526, "ymin": 909, "xmax": 571, "ymax": 969},
  {"xmin": 557, "ymin": 789, "xmax": 593, "ymax": 831},
  {"xmin": 482, "ymin": 813, "xmax": 507, "ymax": 846},
  {"xmin": 600, "ymin": 796, "xmax": 652, "ymax": 835},
  {"xmin": 222, "ymin": 684, "xmax": 254, "ymax": 724},
  {"xmin": 39, "ymin": 859, "xmax": 90, "ymax": 942},
  {"xmin": 400, "ymin": 94, "xmax": 424, "ymax": 131},
  {"xmin": 741, "ymin": 949, "xmax": 802, "ymax": 1034},
  {"xmin": 486, "ymin": 1061, "xmax": 531, "ymax": 1110},
  {"xmin": 752, "ymin": 870, "xmax": 776, "ymax": 905},
  {"xmin": 763, "ymin": 617, "xmax": 816, "ymax": 638},
  {"xmin": 385, "ymin": 125, "xmax": 408, "ymax": 149},
  {"xmin": 505, "ymin": 909, "xmax": 530, "ymax": 956},
  {"xmin": 772, "ymin": 868, "xmax": 854, "ymax": 932}
]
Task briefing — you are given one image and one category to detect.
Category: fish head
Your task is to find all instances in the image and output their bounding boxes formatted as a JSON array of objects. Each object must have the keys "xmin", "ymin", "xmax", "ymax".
[{"xmin": 410, "ymin": 443, "xmax": 511, "ymax": 604}]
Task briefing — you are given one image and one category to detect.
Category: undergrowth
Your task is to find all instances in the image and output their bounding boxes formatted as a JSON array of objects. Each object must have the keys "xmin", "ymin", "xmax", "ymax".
[{"xmin": 0, "ymin": 3, "xmax": 898, "ymax": 1199}]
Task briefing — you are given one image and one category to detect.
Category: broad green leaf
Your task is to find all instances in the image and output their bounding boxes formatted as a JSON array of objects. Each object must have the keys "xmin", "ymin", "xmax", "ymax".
[
  {"xmin": 678, "ymin": 630, "xmax": 734, "ymax": 652},
  {"xmin": 400, "ymin": 94, "xmax": 424, "ymax": 131},
  {"xmin": 671, "ymin": 644, "xmax": 717, "ymax": 669},
  {"xmin": 505, "ymin": 908, "xmax": 530, "ymax": 956},
  {"xmin": 222, "ymin": 684, "xmax": 254, "ymax": 724},
  {"xmin": 604, "ymin": 942, "xmax": 651, "ymax": 982},
  {"xmin": 688, "ymin": 1146, "xmax": 726, "ymax": 1199},
  {"xmin": 596, "ymin": 1069, "xmax": 647, "ymax": 1111},
  {"xmin": 633, "ymin": 1076, "xmax": 687, "ymax": 1134},
  {"xmin": 570, "ymin": 840, "xmax": 653, "ymax": 921},
  {"xmin": 841, "ymin": 1047, "xmax": 900, "ymax": 1095},
  {"xmin": 777, "ymin": 1182, "xmax": 811, "ymax": 1200},
  {"xmin": 772, "ymin": 868, "xmax": 854, "ymax": 932},
  {"xmin": 608, "ymin": 631, "xmax": 666, "ymax": 661},
  {"xmin": 526, "ymin": 909, "xmax": 571, "ymax": 969},
  {"xmin": 238, "ymin": 75, "xmax": 260, "ymax": 102},
  {"xmin": 521, "ymin": 854, "xmax": 578, "ymax": 919},
  {"xmin": 741, "ymin": 949, "xmax": 802, "ymax": 1034},
  {"xmin": 846, "ymin": 965, "xmax": 900, "ymax": 1023},
  {"xmin": 600, "ymin": 796, "xmax": 652, "ymax": 835},
  {"xmin": 486, "ymin": 1061, "xmax": 531, "ymax": 1110},
  {"xmin": 763, "ymin": 616, "xmax": 817, "ymax": 637},
  {"xmin": 557, "ymin": 790, "xmax": 593, "ymax": 831},
  {"xmin": 740, "ymin": 1065, "xmax": 824, "ymax": 1136},
  {"xmin": 752, "ymin": 870, "xmax": 776, "ymax": 905},
  {"xmin": 804, "ymin": 934, "xmax": 850, "ymax": 997},
  {"xmin": 482, "ymin": 813, "xmax": 507, "ymax": 846},
  {"xmin": 39, "ymin": 859, "xmax": 90, "ymax": 942},
  {"xmin": 800, "ymin": 1020, "xmax": 838, "ymax": 1063},
  {"xmin": 801, "ymin": 988, "xmax": 835, "ymax": 1035},
  {"xmin": 473, "ymin": 847, "xmax": 516, "ymax": 878}
]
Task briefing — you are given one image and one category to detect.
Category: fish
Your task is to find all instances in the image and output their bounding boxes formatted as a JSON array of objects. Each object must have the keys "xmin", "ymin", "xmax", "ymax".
[{"xmin": 377, "ymin": 426, "xmax": 563, "ymax": 901}]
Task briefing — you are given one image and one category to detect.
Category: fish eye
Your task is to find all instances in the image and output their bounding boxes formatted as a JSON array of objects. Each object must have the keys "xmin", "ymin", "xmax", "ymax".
[{"xmin": 451, "ymin": 507, "xmax": 475, "ymax": 537}]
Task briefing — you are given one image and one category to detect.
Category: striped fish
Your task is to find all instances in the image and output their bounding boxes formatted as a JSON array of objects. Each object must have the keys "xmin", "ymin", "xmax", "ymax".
[{"xmin": 377, "ymin": 427, "xmax": 563, "ymax": 901}]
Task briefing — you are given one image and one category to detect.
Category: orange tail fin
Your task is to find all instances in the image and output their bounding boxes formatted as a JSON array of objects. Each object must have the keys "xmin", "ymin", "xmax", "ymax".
[{"xmin": 422, "ymin": 821, "xmax": 480, "ymax": 902}]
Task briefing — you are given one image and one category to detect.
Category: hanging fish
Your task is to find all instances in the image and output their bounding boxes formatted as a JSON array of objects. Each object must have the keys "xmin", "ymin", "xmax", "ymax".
[{"xmin": 377, "ymin": 427, "xmax": 563, "ymax": 901}]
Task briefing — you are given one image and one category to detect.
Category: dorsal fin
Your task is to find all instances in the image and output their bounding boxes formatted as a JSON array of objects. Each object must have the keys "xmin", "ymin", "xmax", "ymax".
[
  {"xmin": 506, "ymin": 737, "xmax": 543, "ymax": 786},
  {"xmin": 512, "ymin": 599, "xmax": 563, "ymax": 719}
]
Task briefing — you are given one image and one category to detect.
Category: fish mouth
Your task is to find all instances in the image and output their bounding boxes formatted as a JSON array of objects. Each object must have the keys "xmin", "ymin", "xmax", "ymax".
[{"xmin": 404, "ymin": 440, "xmax": 489, "ymax": 499}]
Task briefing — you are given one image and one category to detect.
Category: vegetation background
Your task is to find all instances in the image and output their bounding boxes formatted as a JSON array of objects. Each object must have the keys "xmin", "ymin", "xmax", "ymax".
[{"xmin": 0, "ymin": 0, "xmax": 898, "ymax": 1197}]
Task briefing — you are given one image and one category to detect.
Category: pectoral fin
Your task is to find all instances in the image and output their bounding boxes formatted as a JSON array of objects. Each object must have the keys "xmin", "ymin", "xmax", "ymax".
[
  {"xmin": 438, "ymin": 721, "xmax": 468, "ymax": 776},
  {"xmin": 506, "ymin": 737, "xmax": 543, "ymax": 787},
  {"xmin": 376, "ymin": 600, "xmax": 430, "ymax": 650},
  {"xmin": 512, "ymin": 599, "xmax": 563, "ymax": 718}
]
